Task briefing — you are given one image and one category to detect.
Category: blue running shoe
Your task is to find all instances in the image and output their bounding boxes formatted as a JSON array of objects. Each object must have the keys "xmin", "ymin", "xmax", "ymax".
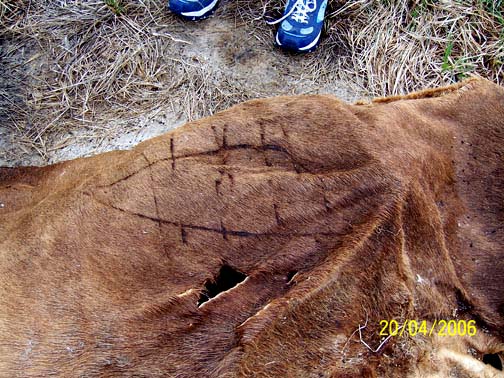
[
  {"xmin": 269, "ymin": 0, "xmax": 328, "ymax": 52},
  {"xmin": 168, "ymin": 0, "xmax": 219, "ymax": 21}
]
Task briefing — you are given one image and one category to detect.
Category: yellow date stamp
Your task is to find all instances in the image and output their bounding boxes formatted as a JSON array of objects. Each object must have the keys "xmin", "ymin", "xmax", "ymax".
[{"xmin": 379, "ymin": 319, "xmax": 477, "ymax": 337}]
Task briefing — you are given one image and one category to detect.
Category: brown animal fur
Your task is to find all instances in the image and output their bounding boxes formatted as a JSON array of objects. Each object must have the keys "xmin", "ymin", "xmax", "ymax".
[{"xmin": 0, "ymin": 78, "xmax": 503, "ymax": 377}]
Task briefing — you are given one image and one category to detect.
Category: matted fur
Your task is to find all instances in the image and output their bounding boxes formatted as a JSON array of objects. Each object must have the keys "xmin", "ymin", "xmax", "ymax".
[{"xmin": 0, "ymin": 79, "xmax": 503, "ymax": 377}]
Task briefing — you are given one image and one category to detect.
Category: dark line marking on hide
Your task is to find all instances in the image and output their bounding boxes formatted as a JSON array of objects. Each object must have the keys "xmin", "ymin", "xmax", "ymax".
[
  {"xmin": 280, "ymin": 124, "xmax": 289, "ymax": 139},
  {"xmin": 211, "ymin": 125, "xmax": 220, "ymax": 147},
  {"xmin": 318, "ymin": 177, "xmax": 331, "ymax": 213},
  {"xmin": 180, "ymin": 225, "xmax": 187, "ymax": 244},
  {"xmin": 141, "ymin": 152, "xmax": 152, "ymax": 165},
  {"xmin": 210, "ymin": 143, "xmax": 305, "ymax": 172},
  {"xmin": 215, "ymin": 169, "xmax": 225, "ymax": 196},
  {"xmin": 215, "ymin": 179, "xmax": 222, "ymax": 196},
  {"xmin": 221, "ymin": 220, "xmax": 228, "ymax": 241},
  {"xmin": 142, "ymin": 152, "xmax": 166, "ymax": 254},
  {"xmin": 143, "ymin": 154, "xmax": 162, "ymax": 223},
  {"xmin": 323, "ymin": 195, "xmax": 331, "ymax": 212},
  {"xmin": 170, "ymin": 137, "xmax": 176, "ymax": 170},
  {"xmin": 221, "ymin": 125, "xmax": 229, "ymax": 165},
  {"xmin": 222, "ymin": 125, "xmax": 228, "ymax": 148},
  {"xmin": 273, "ymin": 204, "xmax": 282, "ymax": 226},
  {"xmin": 197, "ymin": 264, "xmax": 247, "ymax": 307},
  {"xmin": 101, "ymin": 143, "xmax": 307, "ymax": 188},
  {"xmin": 96, "ymin": 159, "xmax": 151, "ymax": 188},
  {"xmin": 87, "ymin": 194, "xmax": 344, "ymax": 238},
  {"xmin": 227, "ymin": 172, "xmax": 234, "ymax": 188},
  {"xmin": 260, "ymin": 123, "xmax": 271, "ymax": 167}
]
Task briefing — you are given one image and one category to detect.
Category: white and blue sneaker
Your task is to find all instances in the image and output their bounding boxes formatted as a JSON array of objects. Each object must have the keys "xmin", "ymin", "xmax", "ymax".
[
  {"xmin": 269, "ymin": 0, "xmax": 328, "ymax": 52},
  {"xmin": 168, "ymin": 0, "xmax": 219, "ymax": 21}
]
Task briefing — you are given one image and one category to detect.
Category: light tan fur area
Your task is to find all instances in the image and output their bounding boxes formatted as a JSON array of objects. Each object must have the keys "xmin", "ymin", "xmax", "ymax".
[
  {"xmin": 0, "ymin": 79, "xmax": 503, "ymax": 377},
  {"xmin": 412, "ymin": 332, "xmax": 504, "ymax": 378}
]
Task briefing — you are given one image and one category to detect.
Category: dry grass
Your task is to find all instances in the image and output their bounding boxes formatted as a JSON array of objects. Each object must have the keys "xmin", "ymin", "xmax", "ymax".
[
  {"xmin": 1, "ymin": 0, "xmax": 503, "ymax": 164},
  {"xmin": 325, "ymin": 0, "xmax": 504, "ymax": 94}
]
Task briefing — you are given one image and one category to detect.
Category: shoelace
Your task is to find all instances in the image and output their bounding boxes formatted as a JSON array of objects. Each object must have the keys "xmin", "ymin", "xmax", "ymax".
[{"xmin": 267, "ymin": 0, "xmax": 317, "ymax": 25}]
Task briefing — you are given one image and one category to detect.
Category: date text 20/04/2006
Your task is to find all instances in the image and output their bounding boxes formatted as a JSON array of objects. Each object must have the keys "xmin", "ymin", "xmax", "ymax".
[{"xmin": 379, "ymin": 319, "xmax": 477, "ymax": 338}]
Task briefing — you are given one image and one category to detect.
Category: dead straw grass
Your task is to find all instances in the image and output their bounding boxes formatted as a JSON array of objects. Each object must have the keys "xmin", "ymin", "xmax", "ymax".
[
  {"xmin": 326, "ymin": 0, "xmax": 504, "ymax": 94},
  {"xmin": 1, "ymin": 0, "xmax": 503, "ymax": 164}
]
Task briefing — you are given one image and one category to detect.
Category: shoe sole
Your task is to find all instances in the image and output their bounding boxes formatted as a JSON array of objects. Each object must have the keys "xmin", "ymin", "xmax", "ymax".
[{"xmin": 275, "ymin": 30, "xmax": 322, "ymax": 53}]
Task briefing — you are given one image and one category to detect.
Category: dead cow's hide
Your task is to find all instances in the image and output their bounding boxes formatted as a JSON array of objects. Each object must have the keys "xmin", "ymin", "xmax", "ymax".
[{"xmin": 0, "ymin": 79, "xmax": 503, "ymax": 378}]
